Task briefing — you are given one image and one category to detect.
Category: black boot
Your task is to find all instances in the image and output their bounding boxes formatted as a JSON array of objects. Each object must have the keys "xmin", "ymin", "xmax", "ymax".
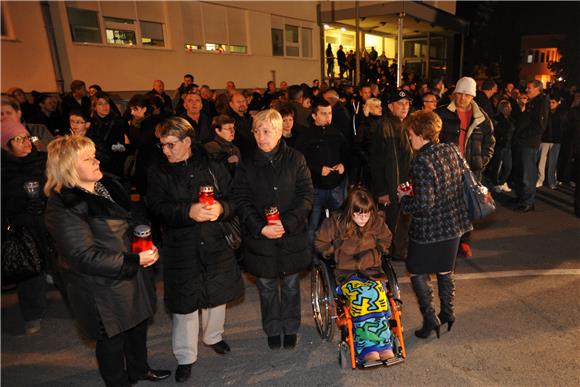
[
  {"xmin": 437, "ymin": 273, "xmax": 456, "ymax": 332},
  {"xmin": 411, "ymin": 274, "xmax": 440, "ymax": 339}
]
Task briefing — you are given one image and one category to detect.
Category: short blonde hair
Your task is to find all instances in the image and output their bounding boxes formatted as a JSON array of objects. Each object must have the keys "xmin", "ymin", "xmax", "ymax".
[
  {"xmin": 44, "ymin": 135, "xmax": 96, "ymax": 196},
  {"xmin": 156, "ymin": 116, "xmax": 196, "ymax": 140},
  {"xmin": 363, "ymin": 98, "xmax": 382, "ymax": 117},
  {"xmin": 403, "ymin": 110, "xmax": 442, "ymax": 144},
  {"xmin": 252, "ymin": 109, "xmax": 283, "ymax": 135}
]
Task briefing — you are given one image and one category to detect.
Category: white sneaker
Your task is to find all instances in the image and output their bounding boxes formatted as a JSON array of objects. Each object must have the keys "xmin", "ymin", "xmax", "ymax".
[
  {"xmin": 500, "ymin": 183, "xmax": 512, "ymax": 193},
  {"xmin": 24, "ymin": 319, "xmax": 41, "ymax": 335},
  {"xmin": 536, "ymin": 182, "xmax": 543, "ymax": 188}
]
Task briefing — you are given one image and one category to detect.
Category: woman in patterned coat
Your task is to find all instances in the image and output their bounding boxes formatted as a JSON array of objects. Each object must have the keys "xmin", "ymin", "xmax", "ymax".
[{"xmin": 397, "ymin": 111, "xmax": 472, "ymax": 339}]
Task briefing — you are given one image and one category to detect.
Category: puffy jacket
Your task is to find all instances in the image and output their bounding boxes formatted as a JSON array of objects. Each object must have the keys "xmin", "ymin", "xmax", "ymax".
[
  {"xmin": 233, "ymin": 141, "xmax": 314, "ymax": 278},
  {"xmin": 436, "ymin": 100, "xmax": 496, "ymax": 181},
  {"xmin": 146, "ymin": 145, "xmax": 243, "ymax": 314}
]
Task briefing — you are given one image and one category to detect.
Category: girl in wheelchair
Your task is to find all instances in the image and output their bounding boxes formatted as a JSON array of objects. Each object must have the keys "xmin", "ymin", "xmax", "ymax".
[{"xmin": 314, "ymin": 187, "xmax": 395, "ymax": 363}]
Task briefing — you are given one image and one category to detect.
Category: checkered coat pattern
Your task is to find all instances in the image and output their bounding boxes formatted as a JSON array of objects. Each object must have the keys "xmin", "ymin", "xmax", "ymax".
[{"xmin": 401, "ymin": 142, "xmax": 473, "ymax": 244}]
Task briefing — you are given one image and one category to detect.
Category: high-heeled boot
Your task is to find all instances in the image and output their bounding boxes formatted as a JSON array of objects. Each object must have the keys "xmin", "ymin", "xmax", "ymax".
[
  {"xmin": 410, "ymin": 274, "xmax": 440, "ymax": 339},
  {"xmin": 437, "ymin": 273, "xmax": 456, "ymax": 331}
]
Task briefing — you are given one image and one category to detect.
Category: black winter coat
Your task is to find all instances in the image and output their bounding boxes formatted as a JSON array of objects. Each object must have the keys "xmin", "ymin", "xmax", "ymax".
[
  {"xmin": 513, "ymin": 93, "xmax": 549, "ymax": 148},
  {"xmin": 295, "ymin": 123, "xmax": 349, "ymax": 189},
  {"xmin": 542, "ymin": 106, "xmax": 568, "ymax": 143},
  {"xmin": 493, "ymin": 114, "xmax": 515, "ymax": 148},
  {"xmin": 369, "ymin": 113, "xmax": 413, "ymax": 198},
  {"xmin": 401, "ymin": 142, "xmax": 473, "ymax": 244},
  {"xmin": 89, "ymin": 113, "xmax": 129, "ymax": 178},
  {"xmin": 225, "ymin": 107, "xmax": 254, "ymax": 157},
  {"xmin": 45, "ymin": 176, "xmax": 155, "ymax": 339},
  {"xmin": 436, "ymin": 101, "xmax": 496, "ymax": 181},
  {"xmin": 146, "ymin": 146, "xmax": 243, "ymax": 314},
  {"xmin": 232, "ymin": 142, "xmax": 314, "ymax": 278}
]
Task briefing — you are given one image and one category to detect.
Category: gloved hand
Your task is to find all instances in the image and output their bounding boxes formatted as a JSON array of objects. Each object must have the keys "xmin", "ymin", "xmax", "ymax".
[{"xmin": 26, "ymin": 198, "xmax": 46, "ymax": 214}]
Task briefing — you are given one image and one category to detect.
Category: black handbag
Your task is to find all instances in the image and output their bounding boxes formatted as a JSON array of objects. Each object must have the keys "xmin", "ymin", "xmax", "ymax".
[
  {"xmin": 208, "ymin": 169, "xmax": 242, "ymax": 250},
  {"xmin": 451, "ymin": 144, "xmax": 496, "ymax": 221},
  {"xmin": 1, "ymin": 222, "xmax": 43, "ymax": 283}
]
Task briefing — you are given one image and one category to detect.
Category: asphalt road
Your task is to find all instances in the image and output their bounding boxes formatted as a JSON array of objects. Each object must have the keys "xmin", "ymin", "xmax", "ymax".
[{"xmin": 2, "ymin": 185, "xmax": 579, "ymax": 387}]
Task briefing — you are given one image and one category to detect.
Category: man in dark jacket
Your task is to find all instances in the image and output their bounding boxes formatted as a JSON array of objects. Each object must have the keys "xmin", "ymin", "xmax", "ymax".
[
  {"xmin": 287, "ymin": 85, "xmax": 312, "ymax": 128},
  {"xmin": 511, "ymin": 80, "xmax": 550, "ymax": 212},
  {"xmin": 536, "ymin": 94, "xmax": 566, "ymax": 189},
  {"xmin": 233, "ymin": 109, "xmax": 313, "ymax": 350},
  {"xmin": 296, "ymin": 100, "xmax": 349, "ymax": 244},
  {"xmin": 61, "ymin": 80, "xmax": 91, "ymax": 119},
  {"xmin": 435, "ymin": 76, "xmax": 495, "ymax": 257},
  {"xmin": 474, "ymin": 79, "xmax": 498, "ymax": 119},
  {"xmin": 436, "ymin": 77, "xmax": 496, "ymax": 182},
  {"xmin": 147, "ymin": 80, "xmax": 173, "ymax": 115},
  {"xmin": 225, "ymin": 92, "xmax": 254, "ymax": 157},
  {"xmin": 180, "ymin": 93, "xmax": 212, "ymax": 143},
  {"xmin": 337, "ymin": 45, "xmax": 347, "ymax": 79},
  {"xmin": 369, "ymin": 90, "xmax": 414, "ymax": 261}
]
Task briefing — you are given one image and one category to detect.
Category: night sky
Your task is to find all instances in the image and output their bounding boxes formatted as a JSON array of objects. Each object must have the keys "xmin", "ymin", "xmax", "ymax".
[{"xmin": 456, "ymin": 1, "xmax": 580, "ymax": 83}]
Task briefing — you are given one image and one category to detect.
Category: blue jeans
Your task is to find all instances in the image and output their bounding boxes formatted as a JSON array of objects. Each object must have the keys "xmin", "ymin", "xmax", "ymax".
[
  {"xmin": 308, "ymin": 180, "xmax": 347, "ymax": 244},
  {"xmin": 513, "ymin": 145, "xmax": 540, "ymax": 206},
  {"xmin": 489, "ymin": 146, "xmax": 512, "ymax": 186}
]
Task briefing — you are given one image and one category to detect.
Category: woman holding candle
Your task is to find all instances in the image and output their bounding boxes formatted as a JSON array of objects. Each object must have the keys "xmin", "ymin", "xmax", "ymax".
[
  {"xmin": 233, "ymin": 109, "xmax": 313, "ymax": 350},
  {"xmin": 146, "ymin": 117, "xmax": 243, "ymax": 383},
  {"xmin": 44, "ymin": 135, "xmax": 170, "ymax": 386}
]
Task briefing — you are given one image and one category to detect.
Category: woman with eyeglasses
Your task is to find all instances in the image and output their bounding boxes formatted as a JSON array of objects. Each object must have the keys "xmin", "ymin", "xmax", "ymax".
[
  {"xmin": 146, "ymin": 117, "xmax": 243, "ymax": 383},
  {"xmin": 1, "ymin": 120, "xmax": 50, "ymax": 335},
  {"xmin": 232, "ymin": 109, "xmax": 313, "ymax": 350}
]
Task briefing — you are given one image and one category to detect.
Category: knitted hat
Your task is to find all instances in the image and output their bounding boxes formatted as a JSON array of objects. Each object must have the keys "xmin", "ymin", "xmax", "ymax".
[
  {"xmin": 454, "ymin": 77, "xmax": 477, "ymax": 97},
  {"xmin": 1, "ymin": 120, "xmax": 29, "ymax": 150}
]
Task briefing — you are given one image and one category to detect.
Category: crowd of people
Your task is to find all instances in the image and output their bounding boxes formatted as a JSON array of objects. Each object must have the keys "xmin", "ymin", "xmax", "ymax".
[{"xmin": 2, "ymin": 69, "xmax": 580, "ymax": 386}]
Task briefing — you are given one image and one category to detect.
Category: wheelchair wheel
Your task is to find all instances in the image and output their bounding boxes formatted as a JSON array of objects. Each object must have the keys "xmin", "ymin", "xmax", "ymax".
[
  {"xmin": 382, "ymin": 256, "xmax": 402, "ymax": 305},
  {"xmin": 338, "ymin": 342, "xmax": 351, "ymax": 369},
  {"xmin": 311, "ymin": 259, "xmax": 335, "ymax": 341}
]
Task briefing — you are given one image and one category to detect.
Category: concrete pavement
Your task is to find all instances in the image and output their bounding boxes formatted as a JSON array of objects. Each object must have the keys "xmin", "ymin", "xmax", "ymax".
[{"xmin": 2, "ymin": 185, "xmax": 579, "ymax": 386}]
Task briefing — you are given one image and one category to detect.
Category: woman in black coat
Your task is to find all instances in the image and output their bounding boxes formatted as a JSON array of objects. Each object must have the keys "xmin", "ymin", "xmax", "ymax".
[
  {"xmin": 44, "ymin": 135, "xmax": 169, "ymax": 387},
  {"xmin": 1, "ymin": 121, "xmax": 48, "ymax": 335},
  {"xmin": 397, "ymin": 111, "xmax": 472, "ymax": 340},
  {"xmin": 146, "ymin": 117, "xmax": 243, "ymax": 384},
  {"xmin": 233, "ymin": 109, "xmax": 313, "ymax": 350}
]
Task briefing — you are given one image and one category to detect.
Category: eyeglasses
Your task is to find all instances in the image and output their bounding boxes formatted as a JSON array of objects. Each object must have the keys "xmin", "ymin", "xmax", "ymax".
[
  {"xmin": 157, "ymin": 139, "xmax": 183, "ymax": 150},
  {"xmin": 11, "ymin": 135, "xmax": 32, "ymax": 144}
]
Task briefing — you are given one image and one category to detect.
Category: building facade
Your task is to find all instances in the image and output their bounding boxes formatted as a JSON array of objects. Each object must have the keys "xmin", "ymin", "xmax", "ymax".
[
  {"xmin": 1, "ymin": 1, "xmax": 320, "ymax": 93},
  {"xmin": 519, "ymin": 35, "xmax": 563, "ymax": 87}
]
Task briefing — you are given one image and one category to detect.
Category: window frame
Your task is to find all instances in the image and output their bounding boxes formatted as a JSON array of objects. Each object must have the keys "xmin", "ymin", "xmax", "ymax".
[{"xmin": 271, "ymin": 22, "xmax": 314, "ymax": 59}]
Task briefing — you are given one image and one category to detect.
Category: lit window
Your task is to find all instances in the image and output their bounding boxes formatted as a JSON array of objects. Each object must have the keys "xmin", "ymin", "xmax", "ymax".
[
  {"xmin": 206, "ymin": 43, "xmax": 225, "ymax": 52},
  {"xmin": 67, "ymin": 8, "xmax": 101, "ymax": 43},
  {"xmin": 527, "ymin": 54, "xmax": 533, "ymax": 64},
  {"xmin": 229, "ymin": 45, "xmax": 247, "ymax": 54},
  {"xmin": 185, "ymin": 44, "xmax": 203, "ymax": 52},
  {"xmin": 140, "ymin": 21, "xmax": 164, "ymax": 47},
  {"xmin": 104, "ymin": 17, "xmax": 136, "ymax": 46}
]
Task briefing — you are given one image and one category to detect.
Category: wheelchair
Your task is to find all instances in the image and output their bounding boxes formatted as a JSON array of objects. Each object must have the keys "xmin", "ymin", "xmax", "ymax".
[{"xmin": 311, "ymin": 254, "xmax": 406, "ymax": 369}]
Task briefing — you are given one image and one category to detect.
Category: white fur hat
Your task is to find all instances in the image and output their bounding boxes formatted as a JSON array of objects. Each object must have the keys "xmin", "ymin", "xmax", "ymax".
[{"xmin": 454, "ymin": 77, "xmax": 477, "ymax": 97}]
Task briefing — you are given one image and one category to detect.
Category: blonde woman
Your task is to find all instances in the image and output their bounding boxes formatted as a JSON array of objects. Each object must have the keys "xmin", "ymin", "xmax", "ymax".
[
  {"xmin": 44, "ymin": 135, "xmax": 169, "ymax": 387},
  {"xmin": 233, "ymin": 109, "xmax": 313, "ymax": 350}
]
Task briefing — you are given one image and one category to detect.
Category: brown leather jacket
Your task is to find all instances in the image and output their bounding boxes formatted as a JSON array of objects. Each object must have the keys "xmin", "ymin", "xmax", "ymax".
[{"xmin": 314, "ymin": 212, "xmax": 392, "ymax": 271}]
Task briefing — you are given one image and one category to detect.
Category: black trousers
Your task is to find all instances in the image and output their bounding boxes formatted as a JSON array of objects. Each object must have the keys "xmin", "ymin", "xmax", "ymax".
[
  {"xmin": 95, "ymin": 319, "xmax": 149, "ymax": 387},
  {"xmin": 255, "ymin": 273, "xmax": 301, "ymax": 336}
]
